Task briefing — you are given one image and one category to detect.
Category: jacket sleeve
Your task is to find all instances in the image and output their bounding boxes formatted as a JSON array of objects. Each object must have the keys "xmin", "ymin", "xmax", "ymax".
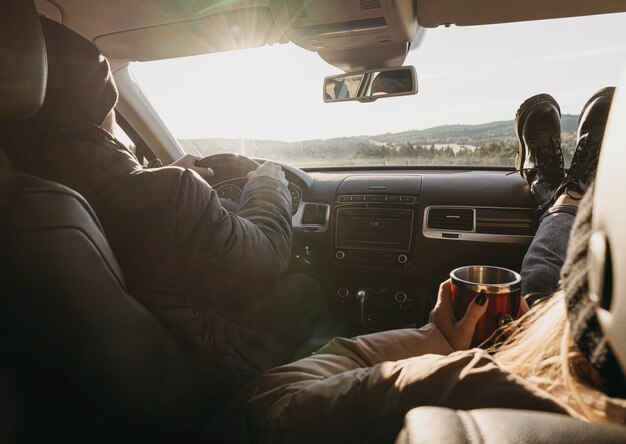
[
  {"xmin": 85, "ymin": 145, "xmax": 293, "ymax": 312},
  {"xmin": 247, "ymin": 325, "xmax": 571, "ymax": 444},
  {"xmin": 175, "ymin": 170, "xmax": 293, "ymax": 312}
]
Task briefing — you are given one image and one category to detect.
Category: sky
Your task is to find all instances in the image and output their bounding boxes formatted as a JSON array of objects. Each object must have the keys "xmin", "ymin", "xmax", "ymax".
[{"xmin": 132, "ymin": 12, "xmax": 626, "ymax": 142}]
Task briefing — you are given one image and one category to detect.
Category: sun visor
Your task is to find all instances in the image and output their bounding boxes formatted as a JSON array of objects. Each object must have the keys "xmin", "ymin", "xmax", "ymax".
[
  {"xmin": 95, "ymin": 7, "xmax": 287, "ymax": 62},
  {"xmin": 271, "ymin": 0, "xmax": 420, "ymax": 71}
]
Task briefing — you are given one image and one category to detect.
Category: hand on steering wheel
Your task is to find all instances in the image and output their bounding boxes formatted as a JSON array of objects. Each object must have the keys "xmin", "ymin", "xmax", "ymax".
[
  {"xmin": 247, "ymin": 161, "xmax": 289, "ymax": 187},
  {"xmin": 171, "ymin": 154, "xmax": 215, "ymax": 179},
  {"xmin": 194, "ymin": 153, "xmax": 290, "ymax": 189}
]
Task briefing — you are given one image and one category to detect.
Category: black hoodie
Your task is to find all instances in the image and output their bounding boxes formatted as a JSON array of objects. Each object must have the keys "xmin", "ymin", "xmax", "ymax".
[{"xmin": 1, "ymin": 17, "xmax": 296, "ymax": 408}]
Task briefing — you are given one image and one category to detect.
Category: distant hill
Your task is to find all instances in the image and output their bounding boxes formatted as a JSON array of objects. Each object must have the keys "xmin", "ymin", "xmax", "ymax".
[
  {"xmin": 179, "ymin": 114, "xmax": 578, "ymax": 167},
  {"xmin": 369, "ymin": 114, "xmax": 578, "ymax": 145}
]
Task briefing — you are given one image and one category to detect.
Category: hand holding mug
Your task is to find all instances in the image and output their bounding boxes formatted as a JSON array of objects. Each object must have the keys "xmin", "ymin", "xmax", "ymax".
[
  {"xmin": 450, "ymin": 265, "xmax": 525, "ymax": 346},
  {"xmin": 430, "ymin": 279, "xmax": 490, "ymax": 351}
]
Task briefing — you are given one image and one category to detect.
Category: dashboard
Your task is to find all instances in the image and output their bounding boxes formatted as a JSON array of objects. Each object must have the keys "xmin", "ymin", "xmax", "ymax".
[{"xmin": 205, "ymin": 156, "xmax": 537, "ymax": 333}]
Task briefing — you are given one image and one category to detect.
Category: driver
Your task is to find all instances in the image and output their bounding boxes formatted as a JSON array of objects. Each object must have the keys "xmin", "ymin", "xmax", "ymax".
[{"xmin": 0, "ymin": 17, "xmax": 323, "ymax": 412}]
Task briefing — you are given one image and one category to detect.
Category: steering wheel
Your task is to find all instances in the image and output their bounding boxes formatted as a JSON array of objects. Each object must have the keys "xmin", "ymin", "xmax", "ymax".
[
  {"xmin": 195, "ymin": 153, "xmax": 260, "ymax": 169},
  {"xmin": 194, "ymin": 153, "xmax": 262, "ymax": 212},
  {"xmin": 194, "ymin": 153, "xmax": 260, "ymax": 186},
  {"xmin": 195, "ymin": 152, "xmax": 303, "ymax": 216}
]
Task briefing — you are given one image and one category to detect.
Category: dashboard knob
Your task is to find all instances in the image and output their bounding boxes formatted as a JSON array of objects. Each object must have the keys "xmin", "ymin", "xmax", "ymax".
[
  {"xmin": 337, "ymin": 287, "xmax": 350, "ymax": 298},
  {"xmin": 397, "ymin": 254, "xmax": 408, "ymax": 264},
  {"xmin": 394, "ymin": 291, "xmax": 408, "ymax": 304},
  {"xmin": 336, "ymin": 250, "xmax": 346, "ymax": 260}
]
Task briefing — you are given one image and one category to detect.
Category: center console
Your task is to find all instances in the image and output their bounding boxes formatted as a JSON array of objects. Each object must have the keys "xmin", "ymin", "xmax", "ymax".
[{"xmin": 331, "ymin": 175, "xmax": 423, "ymax": 331}]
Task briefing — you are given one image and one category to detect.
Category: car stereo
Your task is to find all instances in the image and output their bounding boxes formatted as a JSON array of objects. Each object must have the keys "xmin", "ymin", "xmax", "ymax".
[{"xmin": 334, "ymin": 195, "xmax": 416, "ymax": 267}]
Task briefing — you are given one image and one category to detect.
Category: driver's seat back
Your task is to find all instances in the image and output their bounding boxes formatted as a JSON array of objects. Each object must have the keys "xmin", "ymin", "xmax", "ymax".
[{"xmin": 0, "ymin": 171, "xmax": 210, "ymax": 441}]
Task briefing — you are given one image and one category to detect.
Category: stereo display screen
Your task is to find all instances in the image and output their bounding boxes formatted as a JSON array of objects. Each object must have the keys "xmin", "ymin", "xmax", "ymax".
[{"xmin": 336, "ymin": 208, "xmax": 414, "ymax": 252}]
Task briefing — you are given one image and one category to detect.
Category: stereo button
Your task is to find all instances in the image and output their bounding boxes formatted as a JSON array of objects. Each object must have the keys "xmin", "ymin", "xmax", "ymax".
[
  {"xmin": 366, "ymin": 195, "xmax": 386, "ymax": 202},
  {"xmin": 336, "ymin": 251, "xmax": 346, "ymax": 260},
  {"xmin": 398, "ymin": 254, "xmax": 408, "ymax": 264},
  {"xmin": 394, "ymin": 291, "xmax": 408, "ymax": 304},
  {"xmin": 337, "ymin": 287, "xmax": 350, "ymax": 298}
]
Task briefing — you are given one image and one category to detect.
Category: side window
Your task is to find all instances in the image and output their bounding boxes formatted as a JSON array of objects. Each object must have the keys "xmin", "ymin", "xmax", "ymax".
[
  {"xmin": 114, "ymin": 112, "xmax": 158, "ymax": 166},
  {"xmin": 113, "ymin": 122, "xmax": 136, "ymax": 154}
]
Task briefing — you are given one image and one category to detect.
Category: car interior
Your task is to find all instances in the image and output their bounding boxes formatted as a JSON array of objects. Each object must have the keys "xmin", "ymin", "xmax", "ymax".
[{"xmin": 1, "ymin": 0, "xmax": 626, "ymax": 443}]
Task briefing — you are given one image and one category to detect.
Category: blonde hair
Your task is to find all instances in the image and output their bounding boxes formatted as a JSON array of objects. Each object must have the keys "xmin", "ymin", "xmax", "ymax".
[{"xmin": 493, "ymin": 292, "xmax": 615, "ymax": 423}]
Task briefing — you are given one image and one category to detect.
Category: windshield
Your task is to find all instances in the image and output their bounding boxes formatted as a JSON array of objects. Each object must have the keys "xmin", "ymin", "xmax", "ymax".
[{"xmin": 132, "ymin": 13, "xmax": 626, "ymax": 168}]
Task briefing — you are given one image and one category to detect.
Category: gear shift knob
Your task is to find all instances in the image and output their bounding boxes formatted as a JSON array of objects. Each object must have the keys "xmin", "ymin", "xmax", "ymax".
[{"xmin": 357, "ymin": 289, "xmax": 368, "ymax": 323}]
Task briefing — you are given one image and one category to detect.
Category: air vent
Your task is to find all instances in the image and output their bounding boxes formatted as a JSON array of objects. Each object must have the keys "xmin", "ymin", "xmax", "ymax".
[
  {"xmin": 360, "ymin": 0, "xmax": 382, "ymax": 10},
  {"xmin": 285, "ymin": 0, "xmax": 307, "ymax": 18},
  {"xmin": 475, "ymin": 209, "xmax": 535, "ymax": 236},
  {"xmin": 302, "ymin": 203, "xmax": 328, "ymax": 225},
  {"xmin": 427, "ymin": 208, "xmax": 474, "ymax": 232}
]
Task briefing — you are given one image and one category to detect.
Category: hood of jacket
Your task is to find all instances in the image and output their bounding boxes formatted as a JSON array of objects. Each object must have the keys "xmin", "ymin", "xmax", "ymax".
[{"xmin": 37, "ymin": 17, "xmax": 118, "ymax": 128}]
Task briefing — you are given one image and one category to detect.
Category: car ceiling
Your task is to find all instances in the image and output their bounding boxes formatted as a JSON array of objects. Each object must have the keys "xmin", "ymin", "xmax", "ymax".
[
  {"xmin": 34, "ymin": 0, "xmax": 626, "ymax": 62},
  {"xmin": 416, "ymin": 0, "xmax": 626, "ymax": 27}
]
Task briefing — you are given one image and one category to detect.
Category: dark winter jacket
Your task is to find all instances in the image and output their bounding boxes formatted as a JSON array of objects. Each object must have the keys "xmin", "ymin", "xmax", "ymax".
[
  {"xmin": 0, "ymin": 16, "xmax": 294, "ymax": 412},
  {"xmin": 4, "ymin": 119, "xmax": 293, "ymax": 399}
]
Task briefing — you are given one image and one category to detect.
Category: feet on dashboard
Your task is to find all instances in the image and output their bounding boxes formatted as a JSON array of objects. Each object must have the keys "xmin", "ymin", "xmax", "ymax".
[
  {"xmin": 555, "ymin": 86, "xmax": 616, "ymax": 200},
  {"xmin": 514, "ymin": 93, "xmax": 564, "ymax": 213}
]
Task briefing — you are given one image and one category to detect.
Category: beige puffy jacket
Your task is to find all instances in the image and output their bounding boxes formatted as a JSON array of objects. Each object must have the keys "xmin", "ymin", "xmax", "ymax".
[{"xmin": 248, "ymin": 324, "xmax": 574, "ymax": 443}]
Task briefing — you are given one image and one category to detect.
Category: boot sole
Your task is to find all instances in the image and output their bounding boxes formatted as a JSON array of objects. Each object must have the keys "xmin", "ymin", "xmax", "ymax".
[{"xmin": 514, "ymin": 93, "xmax": 561, "ymax": 178}]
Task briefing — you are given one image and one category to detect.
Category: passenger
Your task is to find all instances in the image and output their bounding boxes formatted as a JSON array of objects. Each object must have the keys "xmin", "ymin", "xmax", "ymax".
[
  {"xmin": 247, "ymin": 90, "xmax": 624, "ymax": 443},
  {"xmin": 515, "ymin": 89, "xmax": 615, "ymax": 299},
  {"xmin": 0, "ymin": 17, "xmax": 323, "ymax": 412}
]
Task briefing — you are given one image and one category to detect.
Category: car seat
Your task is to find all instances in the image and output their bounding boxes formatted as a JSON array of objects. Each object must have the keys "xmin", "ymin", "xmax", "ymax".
[
  {"xmin": 0, "ymin": 0, "xmax": 211, "ymax": 441},
  {"xmin": 396, "ymin": 407, "xmax": 626, "ymax": 443}
]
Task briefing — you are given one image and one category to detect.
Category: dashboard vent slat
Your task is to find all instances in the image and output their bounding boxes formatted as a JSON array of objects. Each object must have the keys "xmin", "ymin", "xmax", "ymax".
[
  {"xmin": 360, "ymin": 0, "xmax": 382, "ymax": 10},
  {"xmin": 427, "ymin": 208, "xmax": 474, "ymax": 232},
  {"xmin": 475, "ymin": 208, "xmax": 535, "ymax": 235},
  {"xmin": 285, "ymin": 0, "xmax": 307, "ymax": 18}
]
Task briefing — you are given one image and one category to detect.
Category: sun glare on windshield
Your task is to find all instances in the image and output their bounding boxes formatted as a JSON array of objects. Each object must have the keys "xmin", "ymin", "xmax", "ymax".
[{"xmin": 132, "ymin": 13, "xmax": 626, "ymax": 168}]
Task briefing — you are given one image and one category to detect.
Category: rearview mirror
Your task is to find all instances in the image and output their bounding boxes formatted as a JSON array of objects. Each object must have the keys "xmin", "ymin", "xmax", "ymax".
[{"xmin": 323, "ymin": 66, "xmax": 417, "ymax": 103}]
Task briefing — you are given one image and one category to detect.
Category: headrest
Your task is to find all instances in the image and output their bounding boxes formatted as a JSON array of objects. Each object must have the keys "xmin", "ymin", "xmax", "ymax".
[
  {"xmin": 589, "ymin": 81, "xmax": 626, "ymax": 378},
  {"xmin": 0, "ymin": 0, "xmax": 47, "ymax": 120}
]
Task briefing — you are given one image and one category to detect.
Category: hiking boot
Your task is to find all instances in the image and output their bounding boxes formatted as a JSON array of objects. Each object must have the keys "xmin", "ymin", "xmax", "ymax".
[
  {"xmin": 514, "ymin": 93, "xmax": 564, "ymax": 211},
  {"xmin": 556, "ymin": 87, "xmax": 616, "ymax": 199}
]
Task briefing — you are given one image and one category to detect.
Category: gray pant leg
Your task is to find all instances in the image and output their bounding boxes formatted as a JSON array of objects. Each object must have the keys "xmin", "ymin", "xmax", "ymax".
[{"xmin": 521, "ymin": 207, "xmax": 577, "ymax": 296}]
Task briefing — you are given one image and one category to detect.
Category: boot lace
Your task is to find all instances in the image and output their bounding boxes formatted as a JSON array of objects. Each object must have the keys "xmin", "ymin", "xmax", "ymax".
[
  {"xmin": 566, "ymin": 134, "xmax": 598, "ymax": 185},
  {"xmin": 508, "ymin": 135, "xmax": 564, "ymax": 186}
]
